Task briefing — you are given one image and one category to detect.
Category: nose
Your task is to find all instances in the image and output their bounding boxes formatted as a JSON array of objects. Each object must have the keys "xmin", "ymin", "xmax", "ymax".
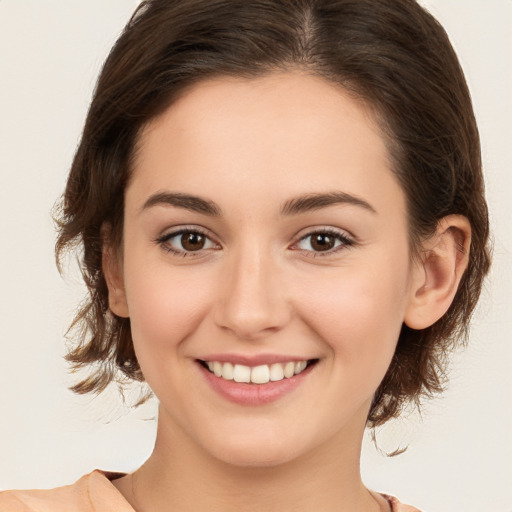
[{"xmin": 213, "ymin": 245, "xmax": 291, "ymax": 341}]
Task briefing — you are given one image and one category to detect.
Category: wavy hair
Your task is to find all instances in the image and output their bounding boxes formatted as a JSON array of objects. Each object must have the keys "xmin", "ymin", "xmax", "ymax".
[{"xmin": 55, "ymin": 0, "xmax": 491, "ymax": 427}]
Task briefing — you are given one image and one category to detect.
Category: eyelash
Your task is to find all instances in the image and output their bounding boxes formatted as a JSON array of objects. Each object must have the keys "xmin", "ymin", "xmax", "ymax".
[
  {"xmin": 155, "ymin": 227, "xmax": 355, "ymax": 258},
  {"xmin": 155, "ymin": 227, "xmax": 217, "ymax": 257},
  {"xmin": 292, "ymin": 228, "xmax": 355, "ymax": 257}
]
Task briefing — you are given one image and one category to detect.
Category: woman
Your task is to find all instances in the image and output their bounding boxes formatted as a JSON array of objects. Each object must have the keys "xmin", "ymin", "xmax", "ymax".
[{"xmin": 0, "ymin": 0, "xmax": 490, "ymax": 510}]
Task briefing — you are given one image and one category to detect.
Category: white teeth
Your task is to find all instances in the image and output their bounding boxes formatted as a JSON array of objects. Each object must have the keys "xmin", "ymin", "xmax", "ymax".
[
  {"xmin": 222, "ymin": 362, "xmax": 234, "ymax": 380},
  {"xmin": 233, "ymin": 364, "xmax": 251, "ymax": 383},
  {"xmin": 251, "ymin": 365, "xmax": 270, "ymax": 384},
  {"xmin": 295, "ymin": 361, "xmax": 307, "ymax": 374},
  {"xmin": 269, "ymin": 363, "xmax": 284, "ymax": 381},
  {"xmin": 283, "ymin": 362, "xmax": 295, "ymax": 378},
  {"xmin": 205, "ymin": 360, "xmax": 311, "ymax": 384},
  {"xmin": 213, "ymin": 361, "xmax": 222, "ymax": 377}
]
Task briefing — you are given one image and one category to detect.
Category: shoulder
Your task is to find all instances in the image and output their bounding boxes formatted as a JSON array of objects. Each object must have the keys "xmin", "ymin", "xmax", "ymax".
[
  {"xmin": 381, "ymin": 493, "xmax": 423, "ymax": 512},
  {"xmin": 0, "ymin": 470, "xmax": 134, "ymax": 512}
]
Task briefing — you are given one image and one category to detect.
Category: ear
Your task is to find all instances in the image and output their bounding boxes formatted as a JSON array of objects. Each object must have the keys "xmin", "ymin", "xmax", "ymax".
[
  {"xmin": 404, "ymin": 215, "xmax": 471, "ymax": 330},
  {"xmin": 102, "ymin": 229, "xmax": 129, "ymax": 318}
]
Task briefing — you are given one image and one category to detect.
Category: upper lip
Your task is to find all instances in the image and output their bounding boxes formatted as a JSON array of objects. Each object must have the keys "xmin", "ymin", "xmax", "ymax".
[{"xmin": 197, "ymin": 353, "xmax": 318, "ymax": 366}]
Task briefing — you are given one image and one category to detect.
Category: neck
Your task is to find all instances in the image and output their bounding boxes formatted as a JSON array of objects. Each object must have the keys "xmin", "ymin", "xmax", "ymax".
[{"xmin": 117, "ymin": 407, "xmax": 382, "ymax": 512}]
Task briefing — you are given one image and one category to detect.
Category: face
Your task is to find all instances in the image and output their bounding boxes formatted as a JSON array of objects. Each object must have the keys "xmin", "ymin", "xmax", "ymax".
[{"xmin": 108, "ymin": 72, "xmax": 421, "ymax": 467}]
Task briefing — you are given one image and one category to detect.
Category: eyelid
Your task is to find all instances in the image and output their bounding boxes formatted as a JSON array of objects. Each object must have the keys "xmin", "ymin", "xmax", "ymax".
[
  {"xmin": 154, "ymin": 225, "xmax": 355, "ymax": 258},
  {"xmin": 290, "ymin": 227, "xmax": 355, "ymax": 256},
  {"xmin": 155, "ymin": 225, "xmax": 221, "ymax": 256}
]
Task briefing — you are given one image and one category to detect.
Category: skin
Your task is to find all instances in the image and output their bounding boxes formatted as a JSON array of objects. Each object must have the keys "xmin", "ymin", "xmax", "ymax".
[{"xmin": 106, "ymin": 72, "xmax": 470, "ymax": 512}]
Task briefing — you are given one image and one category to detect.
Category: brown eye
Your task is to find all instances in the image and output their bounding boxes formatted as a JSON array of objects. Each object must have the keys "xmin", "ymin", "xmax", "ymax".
[
  {"xmin": 181, "ymin": 232, "xmax": 206, "ymax": 251},
  {"xmin": 294, "ymin": 229, "xmax": 353, "ymax": 255},
  {"xmin": 157, "ymin": 229, "xmax": 217, "ymax": 255},
  {"xmin": 310, "ymin": 233, "xmax": 336, "ymax": 251}
]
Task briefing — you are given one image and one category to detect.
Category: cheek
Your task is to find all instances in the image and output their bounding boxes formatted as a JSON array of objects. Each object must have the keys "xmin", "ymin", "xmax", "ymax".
[
  {"xmin": 295, "ymin": 256, "xmax": 411, "ymax": 380},
  {"xmin": 123, "ymin": 259, "xmax": 214, "ymax": 357}
]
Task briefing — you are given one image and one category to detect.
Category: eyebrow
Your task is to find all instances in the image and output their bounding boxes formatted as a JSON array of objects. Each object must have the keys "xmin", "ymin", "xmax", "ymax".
[
  {"xmin": 142, "ymin": 192, "xmax": 221, "ymax": 216},
  {"xmin": 141, "ymin": 190, "xmax": 376, "ymax": 216},
  {"xmin": 280, "ymin": 191, "xmax": 376, "ymax": 215}
]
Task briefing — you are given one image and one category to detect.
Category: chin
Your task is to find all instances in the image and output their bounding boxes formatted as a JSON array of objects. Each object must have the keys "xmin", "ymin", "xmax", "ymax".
[
  {"xmin": 201, "ymin": 428, "xmax": 305, "ymax": 468},
  {"xmin": 214, "ymin": 446, "xmax": 299, "ymax": 469}
]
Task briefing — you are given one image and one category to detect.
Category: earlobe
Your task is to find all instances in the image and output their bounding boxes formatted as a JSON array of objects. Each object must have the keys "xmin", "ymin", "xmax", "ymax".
[
  {"xmin": 404, "ymin": 215, "xmax": 471, "ymax": 330},
  {"xmin": 102, "ymin": 238, "xmax": 130, "ymax": 319}
]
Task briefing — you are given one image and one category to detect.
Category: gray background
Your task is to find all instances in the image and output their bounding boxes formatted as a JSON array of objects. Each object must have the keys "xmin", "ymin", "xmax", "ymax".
[{"xmin": 1, "ymin": 1, "xmax": 510, "ymax": 511}]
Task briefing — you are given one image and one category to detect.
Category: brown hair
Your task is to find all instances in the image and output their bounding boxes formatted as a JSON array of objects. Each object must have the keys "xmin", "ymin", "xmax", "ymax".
[{"xmin": 56, "ymin": 0, "xmax": 490, "ymax": 427}]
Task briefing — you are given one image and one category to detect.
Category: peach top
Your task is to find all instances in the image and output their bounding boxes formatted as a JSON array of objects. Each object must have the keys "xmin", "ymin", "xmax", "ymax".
[{"xmin": 0, "ymin": 470, "xmax": 421, "ymax": 511}]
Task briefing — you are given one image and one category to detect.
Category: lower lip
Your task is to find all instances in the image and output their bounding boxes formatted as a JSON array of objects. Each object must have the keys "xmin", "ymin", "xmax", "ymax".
[{"xmin": 198, "ymin": 362, "xmax": 316, "ymax": 406}]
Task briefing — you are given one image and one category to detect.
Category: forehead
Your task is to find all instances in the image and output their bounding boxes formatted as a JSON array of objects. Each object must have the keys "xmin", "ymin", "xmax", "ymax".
[
  {"xmin": 137, "ymin": 72, "xmax": 387, "ymax": 159},
  {"xmin": 129, "ymin": 72, "xmax": 403, "ymax": 219}
]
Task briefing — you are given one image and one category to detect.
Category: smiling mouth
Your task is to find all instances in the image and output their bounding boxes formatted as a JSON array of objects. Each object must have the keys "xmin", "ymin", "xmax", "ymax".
[{"xmin": 198, "ymin": 359, "xmax": 318, "ymax": 384}]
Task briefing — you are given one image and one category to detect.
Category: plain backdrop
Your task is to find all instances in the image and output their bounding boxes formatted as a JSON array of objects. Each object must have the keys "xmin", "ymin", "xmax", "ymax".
[{"xmin": 0, "ymin": 1, "xmax": 511, "ymax": 511}]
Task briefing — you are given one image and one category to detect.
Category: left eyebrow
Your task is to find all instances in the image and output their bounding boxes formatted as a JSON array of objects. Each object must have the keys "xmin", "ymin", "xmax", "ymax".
[
  {"xmin": 280, "ymin": 191, "xmax": 377, "ymax": 216},
  {"xmin": 141, "ymin": 192, "xmax": 222, "ymax": 216}
]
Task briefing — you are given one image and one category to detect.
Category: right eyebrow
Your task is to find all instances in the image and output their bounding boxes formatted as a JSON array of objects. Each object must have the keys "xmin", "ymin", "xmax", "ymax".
[
  {"xmin": 280, "ymin": 191, "xmax": 376, "ymax": 216},
  {"xmin": 141, "ymin": 192, "xmax": 222, "ymax": 216}
]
